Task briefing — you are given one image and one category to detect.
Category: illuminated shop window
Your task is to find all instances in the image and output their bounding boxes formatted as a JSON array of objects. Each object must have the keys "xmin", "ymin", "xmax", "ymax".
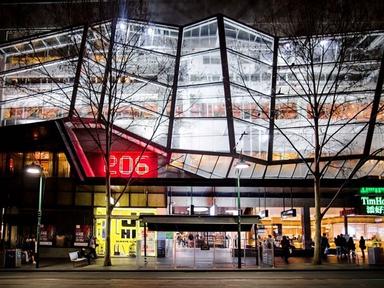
[
  {"xmin": 25, "ymin": 151, "xmax": 53, "ymax": 176},
  {"xmin": 57, "ymin": 152, "xmax": 71, "ymax": 177}
]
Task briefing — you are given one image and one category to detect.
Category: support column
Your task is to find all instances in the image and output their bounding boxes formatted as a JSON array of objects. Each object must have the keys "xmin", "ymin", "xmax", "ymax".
[
  {"xmin": 343, "ymin": 209, "xmax": 349, "ymax": 235},
  {"xmin": 301, "ymin": 205, "xmax": 312, "ymax": 250}
]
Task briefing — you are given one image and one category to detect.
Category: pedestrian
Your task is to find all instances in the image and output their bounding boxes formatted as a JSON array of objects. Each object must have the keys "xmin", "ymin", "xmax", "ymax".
[
  {"xmin": 265, "ymin": 234, "xmax": 274, "ymax": 249},
  {"xmin": 335, "ymin": 235, "xmax": 342, "ymax": 258},
  {"xmin": 27, "ymin": 235, "xmax": 36, "ymax": 264},
  {"xmin": 281, "ymin": 235, "xmax": 291, "ymax": 264},
  {"xmin": 340, "ymin": 234, "xmax": 347, "ymax": 258},
  {"xmin": 359, "ymin": 236, "xmax": 366, "ymax": 259},
  {"xmin": 347, "ymin": 237, "xmax": 356, "ymax": 259},
  {"xmin": 320, "ymin": 233, "xmax": 330, "ymax": 258},
  {"xmin": 188, "ymin": 233, "xmax": 194, "ymax": 248},
  {"xmin": 88, "ymin": 235, "xmax": 97, "ymax": 260}
]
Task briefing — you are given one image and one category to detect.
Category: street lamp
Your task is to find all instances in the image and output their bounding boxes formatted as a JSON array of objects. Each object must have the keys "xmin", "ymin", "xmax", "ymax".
[
  {"xmin": 25, "ymin": 163, "xmax": 44, "ymax": 269},
  {"xmin": 235, "ymin": 158, "xmax": 249, "ymax": 269}
]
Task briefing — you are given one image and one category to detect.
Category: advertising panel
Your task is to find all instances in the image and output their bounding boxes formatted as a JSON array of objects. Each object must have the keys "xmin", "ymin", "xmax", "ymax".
[{"xmin": 74, "ymin": 225, "xmax": 92, "ymax": 247}]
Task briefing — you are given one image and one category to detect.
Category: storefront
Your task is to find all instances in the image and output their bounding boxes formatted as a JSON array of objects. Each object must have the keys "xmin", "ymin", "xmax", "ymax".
[{"xmin": 94, "ymin": 208, "xmax": 158, "ymax": 257}]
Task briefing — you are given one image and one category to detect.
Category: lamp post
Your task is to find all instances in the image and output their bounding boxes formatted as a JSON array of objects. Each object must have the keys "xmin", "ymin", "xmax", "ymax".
[
  {"xmin": 235, "ymin": 159, "xmax": 249, "ymax": 269},
  {"xmin": 25, "ymin": 163, "xmax": 44, "ymax": 269}
]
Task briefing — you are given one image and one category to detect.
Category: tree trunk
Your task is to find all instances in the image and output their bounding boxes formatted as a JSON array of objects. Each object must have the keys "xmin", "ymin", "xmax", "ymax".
[
  {"xmin": 103, "ymin": 166, "xmax": 112, "ymax": 266},
  {"xmin": 312, "ymin": 175, "xmax": 322, "ymax": 265}
]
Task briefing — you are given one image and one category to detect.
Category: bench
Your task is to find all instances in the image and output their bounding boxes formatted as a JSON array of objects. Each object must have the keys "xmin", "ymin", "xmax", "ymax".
[{"xmin": 69, "ymin": 251, "xmax": 88, "ymax": 267}]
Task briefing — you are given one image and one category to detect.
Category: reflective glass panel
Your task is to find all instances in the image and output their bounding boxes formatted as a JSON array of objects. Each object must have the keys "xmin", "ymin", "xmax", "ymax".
[
  {"xmin": 184, "ymin": 154, "xmax": 202, "ymax": 174},
  {"xmin": 178, "ymin": 50, "xmax": 222, "ymax": 86},
  {"xmin": 355, "ymin": 159, "xmax": 378, "ymax": 178},
  {"xmin": 251, "ymin": 164, "xmax": 266, "ymax": 178},
  {"xmin": 371, "ymin": 124, "xmax": 384, "ymax": 154},
  {"xmin": 2, "ymin": 28, "xmax": 83, "ymax": 72},
  {"xmin": 113, "ymin": 45, "xmax": 176, "ymax": 85},
  {"xmin": 230, "ymin": 85, "xmax": 270, "ymax": 126},
  {"xmin": 1, "ymin": 64, "xmax": 75, "ymax": 123},
  {"xmin": 265, "ymin": 165, "xmax": 281, "ymax": 178},
  {"xmin": 227, "ymin": 51, "xmax": 272, "ymax": 95},
  {"xmin": 181, "ymin": 18, "xmax": 218, "ymax": 55},
  {"xmin": 212, "ymin": 156, "xmax": 232, "ymax": 178},
  {"xmin": 323, "ymin": 161, "xmax": 345, "ymax": 178},
  {"xmin": 224, "ymin": 18, "xmax": 274, "ymax": 64},
  {"xmin": 276, "ymin": 63, "xmax": 380, "ymax": 96},
  {"xmin": 292, "ymin": 163, "xmax": 310, "ymax": 178},
  {"xmin": 115, "ymin": 20, "xmax": 179, "ymax": 55},
  {"xmin": 172, "ymin": 118, "xmax": 230, "ymax": 152},
  {"xmin": 233, "ymin": 119, "xmax": 269, "ymax": 159},
  {"xmin": 273, "ymin": 124, "xmax": 369, "ymax": 159},
  {"xmin": 335, "ymin": 160, "xmax": 359, "ymax": 179},
  {"xmin": 279, "ymin": 164, "xmax": 296, "ymax": 178},
  {"xmin": 197, "ymin": 155, "xmax": 219, "ymax": 178},
  {"xmin": 175, "ymin": 84, "xmax": 226, "ymax": 117},
  {"xmin": 122, "ymin": 117, "xmax": 169, "ymax": 147},
  {"xmin": 370, "ymin": 161, "xmax": 384, "ymax": 176}
]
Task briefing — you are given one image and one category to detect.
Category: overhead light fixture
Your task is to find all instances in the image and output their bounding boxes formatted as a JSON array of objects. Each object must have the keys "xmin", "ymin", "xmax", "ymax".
[
  {"xmin": 235, "ymin": 159, "xmax": 250, "ymax": 170},
  {"xmin": 281, "ymin": 208, "xmax": 297, "ymax": 218},
  {"xmin": 25, "ymin": 163, "xmax": 43, "ymax": 175},
  {"xmin": 147, "ymin": 27, "xmax": 155, "ymax": 36},
  {"xmin": 225, "ymin": 209, "xmax": 238, "ymax": 215},
  {"xmin": 187, "ymin": 207, "xmax": 208, "ymax": 212},
  {"xmin": 257, "ymin": 209, "xmax": 269, "ymax": 218},
  {"xmin": 118, "ymin": 21, "xmax": 127, "ymax": 30},
  {"xmin": 209, "ymin": 204, "xmax": 216, "ymax": 216}
]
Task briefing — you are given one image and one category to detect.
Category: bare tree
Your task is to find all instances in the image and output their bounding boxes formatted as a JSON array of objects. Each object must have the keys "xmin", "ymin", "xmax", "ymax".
[
  {"xmin": 0, "ymin": 1, "xmax": 177, "ymax": 266},
  {"xmin": 228, "ymin": 1, "xmax": 384, "ymax": 264}
]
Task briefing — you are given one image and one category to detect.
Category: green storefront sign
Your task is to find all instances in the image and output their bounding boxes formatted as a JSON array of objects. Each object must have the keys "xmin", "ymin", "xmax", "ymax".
[{"xmin": 360, "ymin": 187, "xmax": 384, "ymax": 215}]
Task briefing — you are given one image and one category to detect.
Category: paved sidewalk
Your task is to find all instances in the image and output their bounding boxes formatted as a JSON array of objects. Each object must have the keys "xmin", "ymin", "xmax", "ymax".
[{"xmin": 1, "ymin": 255, "xmax": 383, "ymax": 272}]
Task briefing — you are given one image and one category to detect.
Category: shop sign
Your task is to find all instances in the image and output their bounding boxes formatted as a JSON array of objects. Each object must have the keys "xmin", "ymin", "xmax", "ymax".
[
  {"xmin": 87, "ymin": 151, "xmax": 158, "ymax": 178},
  {"xmin": 360, "ymin": 187, "xmax": 384, "ymax": 215},
  {"xmin": 360, "ymin": 187, "xmax": 384, "ymax": 195}
]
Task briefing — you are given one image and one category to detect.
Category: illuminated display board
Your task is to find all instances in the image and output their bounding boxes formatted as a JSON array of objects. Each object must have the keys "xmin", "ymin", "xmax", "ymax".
[
  {"xmin": 87, "ymin": 151, "xmax": 158, "ymax": 178},
  {"xmin": 94, "ymin": 208, "xmax": 157, "ymax": 257},
  {"xmin": 360, "ymin": 187, "xmax": 384, "ymax": 215}
]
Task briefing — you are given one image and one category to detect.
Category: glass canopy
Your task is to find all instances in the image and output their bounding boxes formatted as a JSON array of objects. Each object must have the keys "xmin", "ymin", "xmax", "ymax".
[{"xmin": 0, "ymin": 16, "xmax": 383, "ymax": 179}]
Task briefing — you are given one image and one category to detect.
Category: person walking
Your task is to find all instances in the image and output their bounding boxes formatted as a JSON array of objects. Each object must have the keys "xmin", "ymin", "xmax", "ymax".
[
  {"xmin": 347, "ymin": 237, "xmax": 356, "ymax": 259},
  {"xmin": 359, "ymin": 236, "xmax": 366, "ymax": 259},
  {"xmin": 320, "ymin": 233, "xmax": 330, "ymax": 259},
  {"xmin": 335, "ymin": 235, "xmax": 341, "ymax": 258},
  {"xmin": 281, "ymin": 236, "xmax": 291, "ymax": 264},
  {"xmin": 88, "ymin": 235, "xmax": 97, "ymax": 260}
]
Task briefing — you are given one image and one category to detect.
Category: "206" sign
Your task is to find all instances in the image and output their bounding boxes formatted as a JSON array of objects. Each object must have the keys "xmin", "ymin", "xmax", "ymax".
[{"xmin": 87, "ymin": 151, "xmax": 158, "ymax": 178}]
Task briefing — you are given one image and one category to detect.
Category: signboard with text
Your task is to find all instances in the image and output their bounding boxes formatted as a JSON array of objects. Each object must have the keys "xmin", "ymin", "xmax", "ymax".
[
  {"xmin": 87, "ymin": 151, "xmax": 158, "ymax": 178},
  {"xmin": 360, "ymin": 187, "xmax": 384, "ymax": 215}
]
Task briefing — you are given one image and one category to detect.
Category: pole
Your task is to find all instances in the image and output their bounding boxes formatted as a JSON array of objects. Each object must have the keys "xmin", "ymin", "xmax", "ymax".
[
  {"xmin": 144, "ymin": 222, "xmax": 147, "ymax": 264},
  {"xmin": 237, "ymin": 170, "xmax": 241, "ymax": 269},
  {"xmin": 36, "ymin": 174, "xmax": 43, "ymax": 269}
]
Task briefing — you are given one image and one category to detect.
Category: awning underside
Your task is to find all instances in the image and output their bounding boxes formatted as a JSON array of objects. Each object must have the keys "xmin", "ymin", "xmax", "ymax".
[{"xmin": 139, "ymin": 215, "xmax": 260, "ymax": 232}]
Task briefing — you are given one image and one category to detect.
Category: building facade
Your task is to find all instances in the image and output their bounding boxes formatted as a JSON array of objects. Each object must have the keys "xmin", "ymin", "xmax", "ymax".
[{"xmin": 0, "ymin": 15, "xmax": 384, "ymax": 263}]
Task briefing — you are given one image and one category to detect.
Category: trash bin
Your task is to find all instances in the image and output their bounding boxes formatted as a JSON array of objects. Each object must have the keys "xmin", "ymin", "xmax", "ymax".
[
  {"xmin": 0, "ymin": 251, "xmax": 5, "ymax": 268},
  {"xmin": 368, "ymin": 247, "xmax": 382, "ymax": 265},
  {"xmin": 4, "ymin": 249, "xmax": 22, "ymax": 268}
]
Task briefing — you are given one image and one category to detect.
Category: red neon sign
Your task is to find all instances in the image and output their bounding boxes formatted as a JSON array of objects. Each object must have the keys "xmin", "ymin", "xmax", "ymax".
[{"xmin": 88, "ymin": 151, "xmax": 158, "ymax": 178}]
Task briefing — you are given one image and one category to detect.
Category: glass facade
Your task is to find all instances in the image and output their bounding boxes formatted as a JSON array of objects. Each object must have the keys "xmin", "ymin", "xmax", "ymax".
[{"xmin": 1, "ymin": 16, "xmax": 384, "ymax": 180}]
